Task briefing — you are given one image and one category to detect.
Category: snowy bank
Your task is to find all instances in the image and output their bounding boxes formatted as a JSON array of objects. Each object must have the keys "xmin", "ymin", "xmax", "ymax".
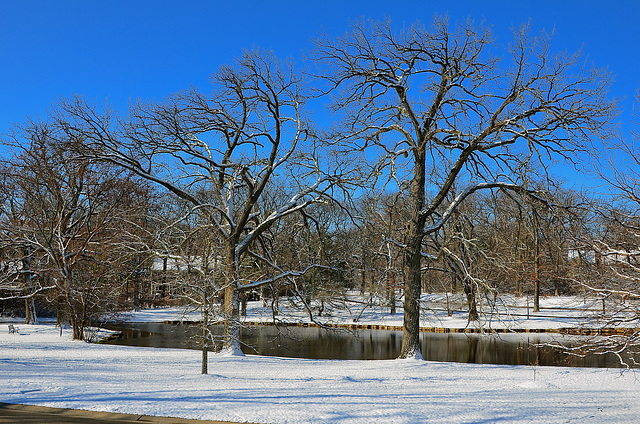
[
  {"xmin": 1, "ymin": 324, "xmax": 639, "ymax": 423},
  {"xmin": 123, "ymin": 293, "xmax": 624, "ymax": 333}
]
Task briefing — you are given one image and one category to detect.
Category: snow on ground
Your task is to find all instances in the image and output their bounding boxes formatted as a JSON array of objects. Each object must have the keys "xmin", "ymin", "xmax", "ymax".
[
  {"xmin": 1, "ymin": 324, "xmax": 639, "ymax": 423},
  {"xmin": 122, "ymin": 293, "xmax": 625, "ymax": 331},
  {"xmin": 2, "ymin": 296, "xmax": 639, "ymax": 423}
]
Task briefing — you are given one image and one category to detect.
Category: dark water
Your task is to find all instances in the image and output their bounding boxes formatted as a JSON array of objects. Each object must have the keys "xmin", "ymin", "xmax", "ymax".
[{"xmin": 102, "ymin": 322, "xmax": 630, "ymax": 368}]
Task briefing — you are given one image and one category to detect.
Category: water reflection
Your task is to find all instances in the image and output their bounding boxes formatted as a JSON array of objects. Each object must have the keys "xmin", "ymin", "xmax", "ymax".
[{"xmin": 103, "ymin": 322, "xmax": 630, "ymax": 368}]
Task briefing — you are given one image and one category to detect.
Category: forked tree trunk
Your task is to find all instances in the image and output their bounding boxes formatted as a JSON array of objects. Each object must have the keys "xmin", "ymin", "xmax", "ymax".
[
  {"xmin": 70, "ymin": 313, "xmax": 83, "ymax": 340},
  {"xmin": 62, "ymin": 277, "xmax": 84, "ymax": 340}
]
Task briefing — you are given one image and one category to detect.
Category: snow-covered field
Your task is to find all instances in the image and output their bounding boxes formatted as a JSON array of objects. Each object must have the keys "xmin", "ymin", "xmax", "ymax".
[
  {"xmin": 124, "ymin": 293, "xmax": 627, "ymax": 331},
  {"xmin": 2, "ymin": 318, "xmax": 640, "ymax": 423},
  {"xmin": 2, "ymin": 295, "xmax": 639, "ymax": 423}
]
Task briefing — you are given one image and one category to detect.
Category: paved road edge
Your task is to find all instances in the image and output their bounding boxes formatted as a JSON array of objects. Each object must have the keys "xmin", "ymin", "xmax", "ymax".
[{"xmin": 0, "ymin": 403, "xmax": 263, "ymax": 424}]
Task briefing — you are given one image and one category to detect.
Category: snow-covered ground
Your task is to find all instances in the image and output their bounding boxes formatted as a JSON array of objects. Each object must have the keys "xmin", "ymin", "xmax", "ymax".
[
  {"xmin": 2, "ymin": 293, "xmax": 640, "ymax": 424},
  {"xmin": 123, "ymin": 293, "xmax": 628, "ymax": 332},
  {"xmin": 2, "ymin": 323, "xmax": 639, "ymax": 423}
]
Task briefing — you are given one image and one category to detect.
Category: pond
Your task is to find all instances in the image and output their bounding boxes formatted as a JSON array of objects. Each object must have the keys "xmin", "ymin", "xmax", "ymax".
[{"xmin": 102, "ymin": 322, "xmax": 630, "ymax": 368}]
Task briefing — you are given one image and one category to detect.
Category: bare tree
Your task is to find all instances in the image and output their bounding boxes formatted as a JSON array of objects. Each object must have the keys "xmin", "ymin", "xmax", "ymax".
[
  {"xmin": 554, "ymin": 92, "xmax": 640, "ymax": 367},
  {"xmin": 54, "ymin": 50, "xmax": 352, "ymax": 353},
  {"xmin": 309, "ymin": 17, "xmax": 616, "ymax": 358},
  {"xmin": 150, "ymin": 199, "xmax": 225, "ymax": 374},
  {"xmin": 0, "ymin": 121, "xmax": 151, "ymax": 339},
  {"xmin": 354, "ymin": 193, "xmax": 408, "ymax": 314},
  {"xmin": 0, "ymin": 173, "xmax": 53, "ymax": 324}
]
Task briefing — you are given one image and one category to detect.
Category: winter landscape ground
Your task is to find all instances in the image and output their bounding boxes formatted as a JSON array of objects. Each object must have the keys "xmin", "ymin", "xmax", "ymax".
[
  {"xmin": 125, "ymin": 293, "xmax": 615, "ymax": 331},
  {"xmin": 2, "ymin": 295, "xmax": 640, "ymax": 423}
]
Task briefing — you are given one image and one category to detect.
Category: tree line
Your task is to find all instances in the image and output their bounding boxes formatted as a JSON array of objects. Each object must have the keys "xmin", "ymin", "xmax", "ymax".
[{"xmin": 2, "ymin": 17, "xmax": 638, "ymax": 365}]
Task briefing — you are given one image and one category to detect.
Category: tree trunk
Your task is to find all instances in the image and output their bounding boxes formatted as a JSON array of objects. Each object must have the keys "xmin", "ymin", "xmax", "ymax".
[
  {"xmin": 241, "ymin": 292, "xmax": 248, "ymax": 317},
  {"xmin": 69, "ymin": 304, "xmax": 84, "ymax": 340},
  {"xmin": 399, "ymin": 145, "xmax": 426, "ymax": 360},
  {"xmin": 399, "ymin": 233, "xmax": 423, "ymax": 359},
  {"xmin": 22, "ymin": 248, "xmax": 38, "ymax": 325},
  {"xmin": 533, "ymin": 232, "xmax": 541, "ymax": 313},
  {"xmin": 70, "ymin": 313, "xmax": 83, "ymax": 340},
  {"xmin": 56, "ymin": 302, "xmax": 63, "ymax": 327},
  {"xmin": 223, "ymin": 244, "xmax": 242, "ymax": 354},
  {"xmin": 360, "ymin": 250, "xmax": 366, "ymax": 295},
  {"xmin": 63, "ymin": 278, "xmax": 84, "ymax": 340},
  {"xmin": 202, "ymin": 342, "xmax": 208, "ymax": 375},
  {"xmin": 388, "ymin": 276, "xmax": 396, "ymax": 315},
  {"xmin": 464, "ymin": 280, "xmax": 479, "ymax": 322},
  {"xmin": 533, "ymin": 279, "xmax": 540, "ymax": 313},
  {"xmin": 532, "ymin": 211, "xmax": 541, "ymax": 313},
  {"xmin": 24, "ymin": 298, "xmax": 38, "ymax": 325},
  {"xmin": 202, "ymin": 295, "xmax": 209, "ymax": 374}
]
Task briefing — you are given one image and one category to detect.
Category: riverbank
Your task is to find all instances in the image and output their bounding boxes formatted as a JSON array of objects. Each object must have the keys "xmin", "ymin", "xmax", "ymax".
[
  {"xmin": 122, "ymin": 292, "xmax": 633, "ymax": 333},
  {"xmin": 2, "ymin": 322, "xmax": 640, "ymax": 423},
  {"xmin": 161, "ymin": 319, "xmax": 638, "ymax": 337}
]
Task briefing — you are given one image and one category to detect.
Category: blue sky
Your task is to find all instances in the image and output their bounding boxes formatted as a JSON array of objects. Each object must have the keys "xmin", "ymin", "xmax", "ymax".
[{"xmin": 1, "ymin": 0, "xmax": 639, "ymax": 183}]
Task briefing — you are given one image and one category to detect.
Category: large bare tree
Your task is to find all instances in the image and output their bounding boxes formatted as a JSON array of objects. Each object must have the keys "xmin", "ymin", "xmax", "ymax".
[
  {"xmin": 54, "ymin": 50, "xmax": 351, "ymax": 353},
  {"xmin": 309, "ymin": 18, "xmax": 616, "ymax": 358}
]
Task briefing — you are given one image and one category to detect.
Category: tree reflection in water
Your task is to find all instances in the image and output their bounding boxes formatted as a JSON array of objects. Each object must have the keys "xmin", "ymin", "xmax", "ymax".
[{"xmin": 103, "ymin": 323, "xmax": 634, "ymax": 368}]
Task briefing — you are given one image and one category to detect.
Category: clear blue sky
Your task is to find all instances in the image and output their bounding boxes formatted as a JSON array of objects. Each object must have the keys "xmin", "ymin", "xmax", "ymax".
[{"xmin": 1, "ymin": 1, "xmax": 639, "ymax": 151}]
